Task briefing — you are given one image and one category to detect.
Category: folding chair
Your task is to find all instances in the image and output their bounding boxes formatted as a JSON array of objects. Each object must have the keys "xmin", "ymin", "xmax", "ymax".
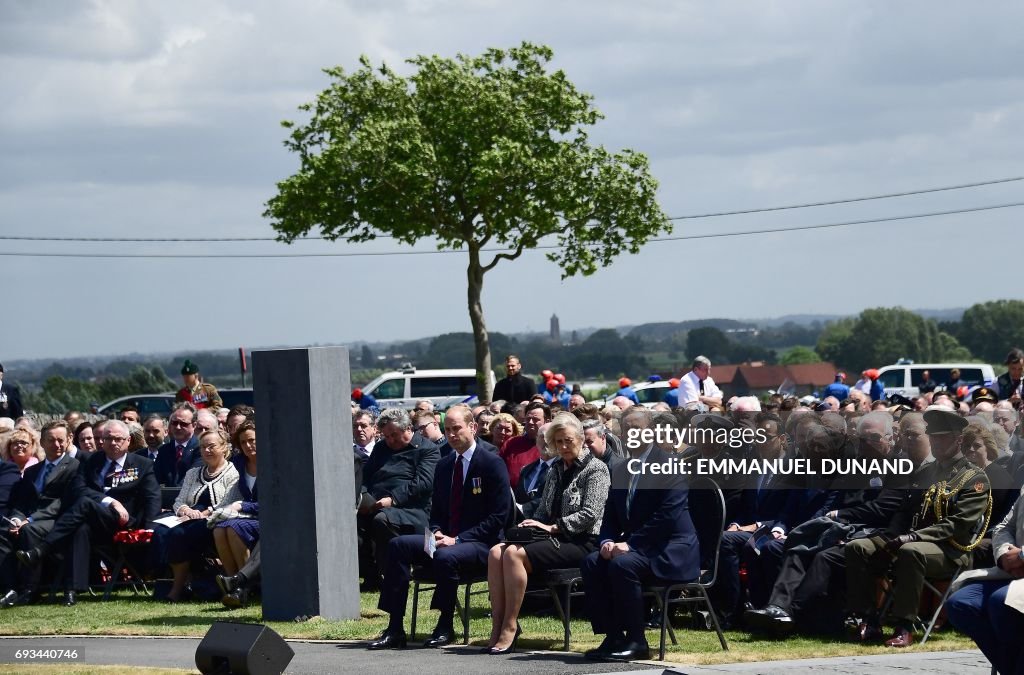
[
  {"xmin": 541, "ymin": 567, "xmax": 584, "ymax": 650},
  {"xmin": 93, "ymin": 530, "xmax": 154, "ymax": 600},
  {"xmin": 644, "ymin": 476, "xmax": 729, "ymax": 660},
  {"xmin": 409, "ymin": 566, "xmax": 487, "ymax": 645},
  {"xmin": 879, "ymin": 563, "xmax": 965, "ymax": 644}
]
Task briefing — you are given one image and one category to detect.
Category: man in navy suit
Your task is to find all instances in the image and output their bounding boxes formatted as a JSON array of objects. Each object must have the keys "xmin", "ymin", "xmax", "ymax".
[
  {"xmin": 1, "ymin": 421, "xmax": 81, "ymax": 607},
  {"xmin": 154, "ymin": 402, "xmax": 201, "ymax": 487},
  {"xmin": 369, "ymin": 405, "xmax": 511, "ymax": 650},
  {"xmin": 582, "ymin": 407, "xmax": 700, "ymax": 661}
]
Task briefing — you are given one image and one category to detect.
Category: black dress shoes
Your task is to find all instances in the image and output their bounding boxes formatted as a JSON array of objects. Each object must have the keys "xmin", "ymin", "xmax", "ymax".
[
  {"xmin": 584, "ymin": 634, "xmax": 624, "ymax": 660},
  {"xmin": 222, "ymin": 588, "xmax": 250, "ymax": 609},
  {"xmin": 607, "ymin": 641, "xmax": 651, "ymax": 661},
  {"xmin": 63, "ymin": 591, "xmax": 77, "ymax": 607},
  {"xmin": 744, "ymin": 604, "xmax": 794, "ymax": 633},
  {"xmin": 216, "ymin": 574, "xmax": 244, "ymax": 595},
  {"xmin": 0, "ymin": 590, "xmax": 17, "ymax": 608},
  {"xmin": 15, "ymin": 548, "xmax": 41, "ymax": 568},
  {"xmin": 368, "ymin": 629, "xmax": 407, "ymax": 650},
  {"xmin": 422, "ymin": 629, "xmax": 455, "ymax": 648},
  {"xmin": 14, "ymin": 590, "xmax": 37, "ymax": 606}
]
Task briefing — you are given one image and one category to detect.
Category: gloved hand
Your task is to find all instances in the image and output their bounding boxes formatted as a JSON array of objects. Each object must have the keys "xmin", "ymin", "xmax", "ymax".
[{"xmin": 884, "ymin": 532, "xmax": 921, "ymax": 554}]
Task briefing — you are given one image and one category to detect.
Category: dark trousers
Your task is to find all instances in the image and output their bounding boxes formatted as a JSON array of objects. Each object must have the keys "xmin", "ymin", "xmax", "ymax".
[
  {"xmin": 581, "ymin": 549, "xmax": 656, "ymax": 644},
  {"xmin": 947, "ymin": 580, "xmax": 1024, "ymax": 675},
  {"xmin": 0, "ymin": 521, "xmax": 56, "ymax": 591},
  {"xmin": 747, "ymin": 538, "xmax": 786, "ymax": 608},
  {"xmin": 713, "ymin": 530, "xmax": 752, "ymax": 617},
  {"xmin": 42, "ymin": 499, "xmax": 123, "ymax": 591},
  {"xmin": 377, "ymin": 534, "xmax": 489, "ymax": 630},
  {"xmin": 358, "ymin": 512, "xmax": 416, "ymax": 584},
  {"xmin": 769, "ymin": 544, "xmax": 847, "ymax": 617},
  {"xmin": 845, "ymin": 538, "xmax": 957, "ymax": 622},
  {"xmin": 239, "ymin": 542, "xmax": 260, "ymax": 582}
]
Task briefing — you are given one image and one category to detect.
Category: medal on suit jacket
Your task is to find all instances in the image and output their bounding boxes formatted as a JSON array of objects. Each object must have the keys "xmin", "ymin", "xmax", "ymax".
[
  {"xmin": 111, "ymin": 467, "xmax": 139, "ymax": 488},
  {"xmin": 472, "ymin": 477, "xmax": 482, "ymax": 495}
]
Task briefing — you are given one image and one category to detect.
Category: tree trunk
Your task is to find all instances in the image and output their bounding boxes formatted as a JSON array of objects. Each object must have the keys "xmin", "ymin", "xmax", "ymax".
[{"xmin": 467, "ymin": 248, "xmax": 493, "ymax": 404}]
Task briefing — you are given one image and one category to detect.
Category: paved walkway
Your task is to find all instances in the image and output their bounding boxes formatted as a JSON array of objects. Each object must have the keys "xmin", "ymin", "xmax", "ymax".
[
  {"xmin": 0, "ymin": 635, "xmax": 654, "ymax": 674},
  {"xmin": 643, "ymin": 649, "xmax": 992, "ymax": 674},
  {"xmin": 0, "ymin": 636, "xmax": 991, "ymax": 674}
]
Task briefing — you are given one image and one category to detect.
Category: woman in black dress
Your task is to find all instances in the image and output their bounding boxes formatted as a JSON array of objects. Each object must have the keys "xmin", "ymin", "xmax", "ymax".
[{"xmin": 485, "ymin": 413, "xmax": 610, "ymax": 654}]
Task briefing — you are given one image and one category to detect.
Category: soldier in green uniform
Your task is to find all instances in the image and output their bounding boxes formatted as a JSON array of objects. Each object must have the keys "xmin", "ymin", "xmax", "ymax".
[
  {"xmin": 844, "ymin": 407, "xmax": 993, "ymax": 647},
  {"xmin": 175, "ymin": 359, "xmax": 223, "ymax": 410}
]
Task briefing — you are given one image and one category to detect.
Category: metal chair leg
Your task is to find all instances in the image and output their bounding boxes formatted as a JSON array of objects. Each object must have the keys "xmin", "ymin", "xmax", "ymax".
[
  {"xmin": 411, "ymin": 580, "xmax": 420, "ymax": 640},
  {"xmin": 659, "ymin": 588, "xmax": 671, "ymax": 661},
  {"xmin": 921, "ymin": 581, "xmax": 953, "ymax": 645},
  {"xmin": 702, "ymin": 586, "xmax": 729, "ymax": 650},
  {"xmin": 462, "ymin": 583, "xmax": 471, "ymax": 645},
  {"xmin": 563, "ymin": 583, "xmax": 573, "ymax": 651}
]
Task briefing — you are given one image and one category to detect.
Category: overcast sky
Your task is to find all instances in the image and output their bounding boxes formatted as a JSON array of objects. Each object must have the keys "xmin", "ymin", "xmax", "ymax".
[{"xmin": 2, "ymin": 1, "xmax": 1022, "ymax": 362}]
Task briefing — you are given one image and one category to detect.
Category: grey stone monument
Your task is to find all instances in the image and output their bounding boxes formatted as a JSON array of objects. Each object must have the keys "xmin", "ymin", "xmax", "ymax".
[{"xmin": 253, "ymin": 346, "xmax": 360, "ymax": 620}]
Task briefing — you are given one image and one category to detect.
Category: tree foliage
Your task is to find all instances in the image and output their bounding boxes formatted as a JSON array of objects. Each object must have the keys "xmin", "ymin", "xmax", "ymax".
[
  {"xmin": 264, "ymin": 42, "xmax": 670, "ymax": 401},
  {"xmin": 816, "ymin": 307, "xmax": 972, "ymax": 373},
  {"xmin": 953, "ymin": 300, "xmax": 1024, "ymax": 364},
  {"xmin": 23, "ymin": 366, "xmax": 175, "ymax": 414},
  {"xmin": 780, "ymin": 346, "xmax": 822, "ymax": 365}
]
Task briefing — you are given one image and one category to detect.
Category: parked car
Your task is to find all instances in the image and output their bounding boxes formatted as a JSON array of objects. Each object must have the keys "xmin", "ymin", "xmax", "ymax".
[
  {"xmin": 97, "ymin": 388, "xmax": 254, "ymax": 418},
  {"xmin": 594, "ymin": 380, "xmax": 672, "ymax": 409},
  {"xmin": 360, "ymin": 367, "xmax": 496, "ymax": 410},
  {"xmin": 96, "ymin": 393, "xmax": 175, "ymax": 417},
  {"xmin": 876, "ymin": 362, "xmax": 996, "ymax": 398}
]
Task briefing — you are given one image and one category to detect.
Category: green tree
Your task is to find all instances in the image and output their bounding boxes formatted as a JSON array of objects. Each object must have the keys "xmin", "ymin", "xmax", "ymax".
[
  {"xmin": 686, "ymin": 327, "xmax": 730, "ymax": 364},
  {"xmin": 361, "ymin": 345, "xmax": 375, "ymax": 368},
  {"xmin": 816, "ymin": 307, "xmax": 972, "ymax": 372},
  {"xmin": 956, "ymin": 300, "xmax": 1024, "ymax": 364},
  {"xmin": 780, "ymin": 346, "xmax": 822, "ymax": 365},
  {"xmin": 265, "ymin": 43, "xmax": 670, "ymax": 402}
]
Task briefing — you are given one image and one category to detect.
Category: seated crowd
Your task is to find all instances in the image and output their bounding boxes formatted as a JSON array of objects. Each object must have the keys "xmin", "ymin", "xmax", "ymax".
[
  {"xmin": 0, "ymin": 348, "xmax": 1023, "ymax": 668},
  {"xmin": 0, "ymin": 399, "xmax": 259, "ymax": 609}
]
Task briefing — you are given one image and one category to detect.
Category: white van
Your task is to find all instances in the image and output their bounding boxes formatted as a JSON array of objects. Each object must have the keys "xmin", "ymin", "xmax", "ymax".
[
  {"xmin": 877, "ymin": 362, "xmax": 996, "ymax": 398},
  {"xmin": 360, "ymin": 367, "xmax": 496, "ymax": 410}
]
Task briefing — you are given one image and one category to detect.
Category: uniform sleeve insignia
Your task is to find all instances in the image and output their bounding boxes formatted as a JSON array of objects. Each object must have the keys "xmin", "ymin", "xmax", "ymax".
[{"xmin": 974, "ymin": 481, "xmax": 985, "ymax": 493}]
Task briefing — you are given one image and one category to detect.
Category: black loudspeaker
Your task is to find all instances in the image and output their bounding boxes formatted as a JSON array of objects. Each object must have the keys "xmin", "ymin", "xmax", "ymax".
[{"xmin": 195, "ymin": 621, "xmax": 294, "ymax": 675}]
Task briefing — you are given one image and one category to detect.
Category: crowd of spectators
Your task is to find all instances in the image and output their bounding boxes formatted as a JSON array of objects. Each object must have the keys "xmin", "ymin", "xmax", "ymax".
[{"xmin": 1, "ymin": 348, "xmax": 1023, "ymax": 668}]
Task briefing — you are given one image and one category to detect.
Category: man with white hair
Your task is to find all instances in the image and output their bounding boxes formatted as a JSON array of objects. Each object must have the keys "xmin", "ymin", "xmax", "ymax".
[
  {"xmin": 678, "ymin": 356, "xmax": 723, "ymax": 410},
  {"xmin": 16, "ymin": 420, "xmax": 160, "ymax": 606}
]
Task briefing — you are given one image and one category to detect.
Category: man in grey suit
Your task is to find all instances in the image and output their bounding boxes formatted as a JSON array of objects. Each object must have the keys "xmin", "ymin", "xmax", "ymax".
[{"xmin": 1, "ymin": 421, "xmax": 81, "ymax": 607}]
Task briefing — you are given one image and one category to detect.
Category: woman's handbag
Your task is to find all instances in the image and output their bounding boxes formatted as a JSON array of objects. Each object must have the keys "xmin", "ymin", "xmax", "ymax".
[{"xmin": 503, "ymin": 527, "xmax": 551, "ymax": 544}]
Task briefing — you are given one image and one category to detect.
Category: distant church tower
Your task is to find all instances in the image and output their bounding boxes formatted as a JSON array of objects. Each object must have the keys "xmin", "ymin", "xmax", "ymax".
[{"xmin": 550, "ymin": 313, "xmax": 561, "ymax": 344}]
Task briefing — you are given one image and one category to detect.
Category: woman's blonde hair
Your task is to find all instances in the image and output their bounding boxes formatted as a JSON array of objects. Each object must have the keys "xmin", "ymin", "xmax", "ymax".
[
  {"xmin": 3, "ymin": 428, "xmax": 44, "ymax": 462},
  {"xmin": 490, "ymin": 413, "xmax": 522, "ymax": 438}
]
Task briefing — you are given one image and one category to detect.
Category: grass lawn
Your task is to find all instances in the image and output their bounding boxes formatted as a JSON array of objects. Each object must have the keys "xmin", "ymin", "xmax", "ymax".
[
  {"xmin": 0, "ymin": 587, "xmax": 977, "ymax": 666},
  {"xmin": 1, "ymin": 667, "xmax": 188, "ymax": 675}
]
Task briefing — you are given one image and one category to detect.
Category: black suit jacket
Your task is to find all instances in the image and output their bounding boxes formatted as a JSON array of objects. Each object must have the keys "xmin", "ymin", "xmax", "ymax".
[
  {"xmin": 0, "ymin": 461, "xmax": 21, "ymax": 514},
  {"xmin": 154, "ymin": 436, "xmax": 201, "ymax": 487},
  {"xmin": 513, "ymin": 458, "xmax": 552, "ymax": 505},
  {"xmin": 0, "ymin": 381, "xmax": 24, "ymax": 419},
  {"xmin": 600, "ymin": 445, "xmax": 700, "ymax": 582},
  {"xmin": 80, "ymin": 452, "xmax": 161, "ymax": 528},
  {"xmin": 429, "ymin": 446, "xmax": 510, "ymax": 546},
  {"xmin": 10, "ymin": 455, "xmax": 82, "ymax": 522},
  {"xmin": 493, "ymin": 374, "xmax": 536, "ymax": 406},
  {"xmin": 362, "ymin": 438, "xmax": 439, "ymax": 530}
]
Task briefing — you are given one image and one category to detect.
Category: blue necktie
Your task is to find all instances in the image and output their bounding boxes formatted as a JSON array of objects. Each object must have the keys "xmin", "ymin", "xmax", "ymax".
[{"xmin": 36, "ymin": 462, "xmax": 54, "ymax": 492}]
